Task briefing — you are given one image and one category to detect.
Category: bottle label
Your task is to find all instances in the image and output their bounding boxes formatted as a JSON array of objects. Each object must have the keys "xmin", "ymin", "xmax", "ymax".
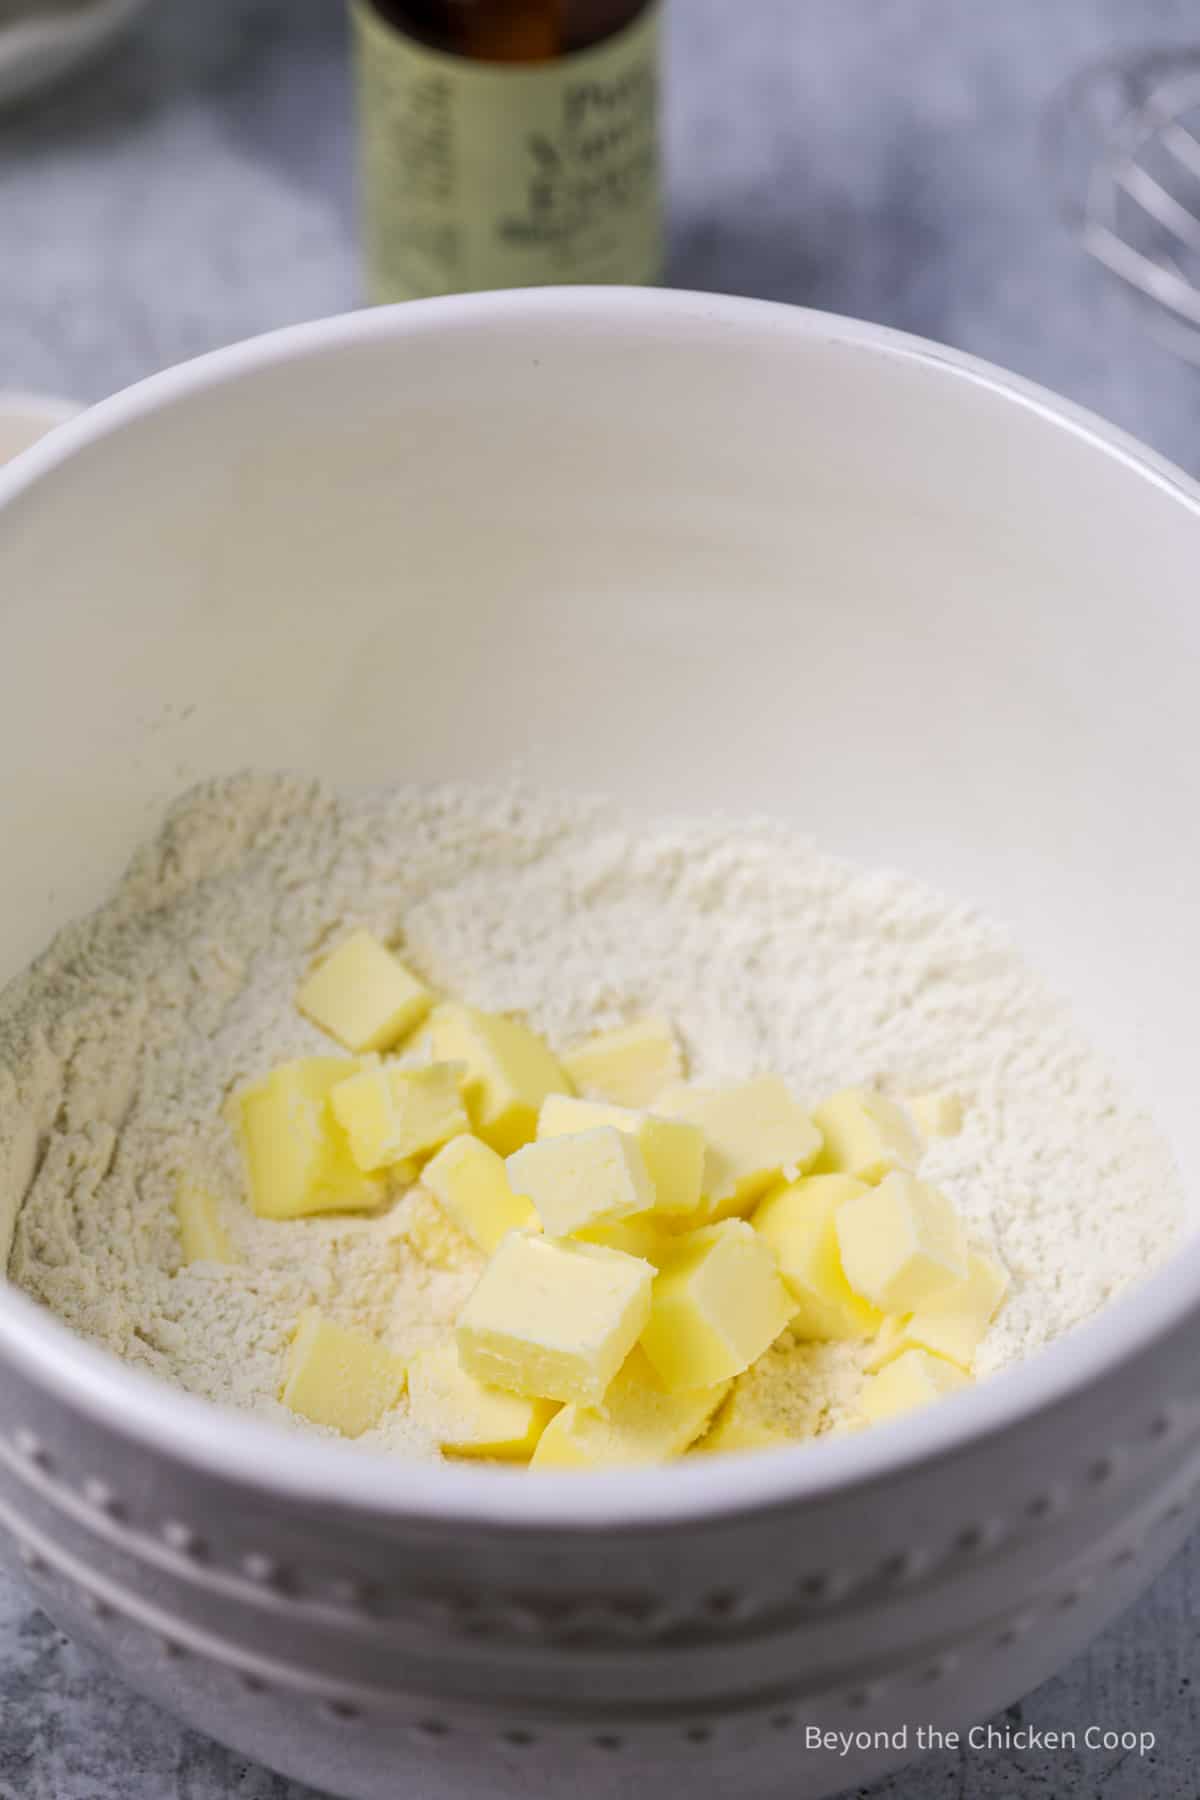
[{"xmin": 353, "ymin": 2, "xmax": 662, "ymax": 301}]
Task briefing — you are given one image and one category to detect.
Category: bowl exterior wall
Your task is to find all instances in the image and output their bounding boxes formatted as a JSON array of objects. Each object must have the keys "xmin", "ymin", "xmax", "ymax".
[{"xmin": 1, "ymin": 1301, "xmax": 1198, "ymax": 1800}]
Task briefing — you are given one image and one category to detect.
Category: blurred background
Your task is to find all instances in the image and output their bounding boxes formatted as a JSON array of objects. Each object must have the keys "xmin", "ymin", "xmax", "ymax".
[
  {"xmin": 2, "ymin": 3, "xmax": 1200, "ymax": 1797},
  {"xmin": 2, "ymin": 0, "xmax": 1200, "ymax": 469}
]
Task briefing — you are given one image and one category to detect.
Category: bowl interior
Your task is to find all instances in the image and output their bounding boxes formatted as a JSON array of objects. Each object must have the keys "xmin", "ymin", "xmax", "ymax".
[
  {"xmin": 0, "ymin": 393, "xmax": 79, "ymax": 465},
  {"xmin": 0, "ymin": 291, "xmax": 1197, "ymax": 1517}
]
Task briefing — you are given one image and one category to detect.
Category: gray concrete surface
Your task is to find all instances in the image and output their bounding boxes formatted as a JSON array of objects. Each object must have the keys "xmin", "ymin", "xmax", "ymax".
[{"xmin": 1, "ymin": 1, "xmax": 1198, "ymax": 1795}]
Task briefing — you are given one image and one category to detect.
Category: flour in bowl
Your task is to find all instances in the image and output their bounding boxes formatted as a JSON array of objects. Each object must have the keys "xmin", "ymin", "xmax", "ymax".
[{"xmin": 0, "ymin": 774, "xmax": 1183, "ymax": 1458}]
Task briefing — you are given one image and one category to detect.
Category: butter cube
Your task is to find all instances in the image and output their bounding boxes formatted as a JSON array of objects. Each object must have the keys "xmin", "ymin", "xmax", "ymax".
[
  {"xmin": 576, "ymin": 1213, "xmax": 673, "ymax": 1259},
  {"xmin": 835, "ymin": 1172, "xmax": 967, "ymax": 1312},
  {"xmin": 531, "ymin": 1350, "xmax": 727, "ymax": 1470},
  {"xmin": 562, "ymin": 1018, "xmax": 683, "ymax": 1108},
  {"xmin": 408, "ymin": 1338, "xmax": 557, "ymax": 1460},
  {"xmin": 296, "ymin": 930, "xmax": 432, "ymax": 1053},
  {"xmin": 175, "ymin": 1175, "xmax": 237, "ymax": 1266},
  {"xmin": 538, "ymin": 1094, "xmax": 704, "ymax": 1217},
  {"xmin": 910, "ymin": 1090, "xmax": 965, "ymax": 1138},
  {"xmin": 908, "ymin": 1247, "xmax": 1008, "ymax": 1366},
  {"xmin": 507, "ymin": 1127, "xmax": 653, "ymax": 1237},
  {"xmin": 868, "ymin": 1249, "xmax": 1009, "ymax": 1372},
  {"xmin": 423, "ymin": 1134, "xmax": 538, "ymax": 1254},
  {"xmin": 660, "ymin": 1077, "xmax": 822, "ymax": 1219},
  {"xmin": 457, "ymin": 1233, "xmax": 653, "ymax": 1406},
  {"xmin": 330, "ymin": 1062, "xmax": 468, "ymax": 1172},
  {"xmin": 280, "ymin": 1308, "xmax": 407, "ymax": 1437},
  {"xmin": 400, "ymin": 1187, "xmax": 479, "ymax": 1271},
  {"xmin": 811, "ymin": 1088, "xmax": 921, "ymax": 1184},
  {"xmin": 752, "ymin": 1175, "xmax": 882, "ymax": 1340},
  {"xmin": 695, "ymin": 1392, "xmax": 794, "ymax": 1456},
  {"xmin": 428, "ymin": 1005, "xmax": 571, "ymax": 1155},
  {"xmin": 639, "ymin": 1219, "xmax": 794, "ymax": 1392},
  {"xmin": 239, "ymin": 1058, "xmax": 384, "ymax": 1219},
  {"xmin": 858, "ymin": 1347, "xmax": 970, "ymax": 1423},
  {"xmin": 862, "ymin": 1314, "xmax": 911, "ymax": 1374}
]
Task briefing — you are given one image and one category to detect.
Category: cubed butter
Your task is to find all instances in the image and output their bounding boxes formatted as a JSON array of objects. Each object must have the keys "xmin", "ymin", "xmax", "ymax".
[
  {"xmin": 538, "ymin": 1094, "xmax": 704, "ymax": 1217},
  {"xmin": 408, "ymin": 1337, "xmax": 557, "ymax": 1460},
  {"xmin": 858, "ymin": 1347, "xmax": 970, "ymax": 1423},
  {"xmin": 239, "ymin": 1058, "xmax": 384, "ymax": 1219},
  {"xmin": 428, "ymin": 1005, "xmax": 571, "ymax": 1155},
  {"xmin": 576, "ymin": 1213, "xmax": 673, "ymax": 1259},
  {"xmin": 175, "ymin": 1175, "xmax": 237, "ymax": 1266},
  {"xmin": 457, "ymin": 1233, "xmax": 653, "ymax": 1406},
  {"xmin": 507, "ymin": 1127, "xmax": 653, "ymax": 1237},
  {"xmin": 280, "ymin": 1308, "xmax": 407, "ymax": 1437},
  {"xmin": 694, "ymin": 1390, "xmax": 794, "ymax": 1456},
  {"xmin": 659, "ymin": 1077, "xmax": 822, "ymax": 1220},
  {"xmin": 330, "ymin": 1061, "xmax": 468, "ymax": 1172},
  {"xmin": 400, "ymin": 1187, "xmax": 479, "ymax": 1271},
  {"xmin": 867, "ymin": 1249, "xmax": 1009, "ymax": 1372},
  {"xmin": 296, "ymin": 929, "xmax": 432, "ymax": 1053},
  {"xmin": 561, "ymin": 1018, "xmax": 683, "ymax": 1108},
  {"xmin": 530, "ymin": 1350, "xmax": 727, "ymax": 1470},
  {"xmin": 752, "ymin": 1174, "xmax": 882, "ymax": 1340},
  {"xmin": 862, "ymin": 1314, "xmax": 911, "ymax": 1374},
  {"xmin": 423, "ymin": 1134, "xmax": 538, "ymax": 1254},
  {"xmin": 811, "ymin": 1087, "xmax": 922, "ymax": 1184},
  {"xmin": 909, "ymin": 1090, "xmax": 965, "ymax": 1138},
  {"xmin": 835, "ymin": 1172, "xmax": 967, "ymax": 1312},
  {"xmin": 640, "ymin": 1219, "xmax": 794, "ymax": 1392}
]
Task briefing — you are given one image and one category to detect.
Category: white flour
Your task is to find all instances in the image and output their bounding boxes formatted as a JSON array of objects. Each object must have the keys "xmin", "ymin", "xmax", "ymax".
[{"xmin": 0, "ymin": 773, "xmax": 1184, "ymax": 1458}]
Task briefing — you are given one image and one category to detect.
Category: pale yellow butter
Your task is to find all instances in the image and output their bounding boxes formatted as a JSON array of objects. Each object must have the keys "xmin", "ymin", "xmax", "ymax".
[
  {"xmin": 408, "ymin": 1337, "xmax": 557, "ymax": 1460},
  {"xmin": 695, "ymin": 1391, "xmax": 794, "ymax": 1456},
  {"xmin": 428, "ymin": 1004, "xmax": 571, "ymax": 1155},
  {"xmin": 811, "ymin": 1087, "xmax": 922, "ymax": 1184},
  {"xmin": 858, "ymin": 1347, "xmax": 970, "ymax": 1423},
  {"xmin": 576, "ymin": 1213, "xmax": 672, "ymax": 1259},
  {"xmin": 537, "ymin": 1094, "xmax": 704, "ymax": 1217},
  {"xmin": 457, "ymin": 1233, "xmax": 653, "ymax": 1406},
  {"xmin": 423, "ymin": 1133, "xmax": 538, "ymax": 1255},
  {"xmin": 752, "ymin": 1174, "xmax": 882, "ymax": 1340},
  {"xmin": 910, "ymin": 1090, "xmax": 965, "ymax": 1138},
  {"xmin": 239, "ymin": 1058, "xmax": 384, "ymax": 1219},
  {"xmin": 280, "ymin": 1307, "xmax": 407, "ymax": 1437},
  {"xmin": 330, "ymin": 1061, "xmax": 468, "ymax": 1172},
  {"xmin": 296, "ymin": 929, "xmax": 432, "ymax": 1054},
  {"xmin": 530, "ymin": 1350, "xmax": 727, "ymax": 1470},
  {"xmin": 867, "ymin": 1249, "xmax": 1009, "ymax": 1372},
  {"xmin": 835, "ymin": 1172, "xmax": 967, "ymax": 1312},
  {"xmin": 639, "ymin": 1219, "xmax": 794, "ymax": 1392},
  {"xmin": 507, "ymin": 1126, "xmax": 653, "ymax": 1237},
  {"xmin": 862, "ymin": 1314, "xmax": 912, "ymax": 1374},
  {"xmin": 659, "ymin": 1076, "xmax": 822, "ymax": 1220},
  {"xmin": 400, "ymin": 1187, "xmax": 479, "ymax": 1271},
  {"xmin": 175, "ymin": 1175, "xmax": 237, "ymax": 1267},
  {"xmin": 561, "ymin": 1018, "xmax": 683, "ymax": 1108}
]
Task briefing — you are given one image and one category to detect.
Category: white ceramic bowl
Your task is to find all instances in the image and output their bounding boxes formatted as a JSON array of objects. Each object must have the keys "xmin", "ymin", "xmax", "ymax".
[
  {"xmin": 0, "ymin": 391, "xmax": 79, "ymax": 463},
  {"xmin": 0, "ymin": 290, "xmax": 1197, "ymax": 1800}
]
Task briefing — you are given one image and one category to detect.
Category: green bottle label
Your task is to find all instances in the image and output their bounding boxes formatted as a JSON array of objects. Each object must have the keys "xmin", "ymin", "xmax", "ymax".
[{"xmin": 353, "ymin": 2, "xmax": 663, "ymax": 301}]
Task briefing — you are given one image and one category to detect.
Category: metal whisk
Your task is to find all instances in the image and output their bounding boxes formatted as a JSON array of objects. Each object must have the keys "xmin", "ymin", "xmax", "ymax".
[{"xmin": 1049, "ymin": 49, "xmax": 1200, "ymax": 361}]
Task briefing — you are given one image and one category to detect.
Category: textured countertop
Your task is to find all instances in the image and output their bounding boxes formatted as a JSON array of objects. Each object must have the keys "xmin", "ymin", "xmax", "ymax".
[{"xmin": 1, "ymin": 2, "xmax": 1199, "ymax": 1796}]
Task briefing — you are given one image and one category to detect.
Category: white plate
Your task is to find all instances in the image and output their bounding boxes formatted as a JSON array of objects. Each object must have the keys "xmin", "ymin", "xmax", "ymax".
[{"xmin": 0, "ymin": 0, "xmax": 150, "ymax": 109}]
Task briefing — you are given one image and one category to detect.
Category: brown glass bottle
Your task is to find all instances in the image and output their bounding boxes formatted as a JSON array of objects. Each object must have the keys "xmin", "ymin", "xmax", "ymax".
[
  {"xmin": 353, "ymin": 0, "xmax": 662, "ymax": 300},
  {"xmin": 369, "ymin": 2, "xmax": 652, "ymax": 60}
]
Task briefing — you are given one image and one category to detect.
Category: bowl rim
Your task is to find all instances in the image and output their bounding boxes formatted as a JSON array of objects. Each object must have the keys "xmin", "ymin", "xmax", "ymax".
[{"xmin": 1, "ymin": 285, "xmax": 1198, "ymax": 1532}]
